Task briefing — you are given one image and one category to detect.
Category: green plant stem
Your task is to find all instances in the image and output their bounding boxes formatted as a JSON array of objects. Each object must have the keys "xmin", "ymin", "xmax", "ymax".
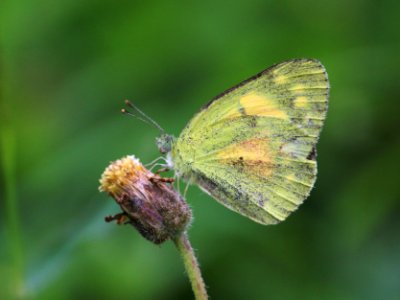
[
  {"xmin": 1, "ymin": 127, "xmax": 25, "ymax": 298},
  {"xmin": 173, "ymin": 233, "xmax": 208, "ymax": 300}
]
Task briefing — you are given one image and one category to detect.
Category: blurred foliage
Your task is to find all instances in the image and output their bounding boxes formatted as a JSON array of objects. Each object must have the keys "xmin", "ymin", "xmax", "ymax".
[{"xmin": 1, "ymin": 0, "xmax": 400, "ymax": 299}]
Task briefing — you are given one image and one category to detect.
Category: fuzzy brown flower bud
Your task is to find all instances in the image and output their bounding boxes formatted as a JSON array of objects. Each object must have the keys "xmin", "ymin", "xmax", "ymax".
[{"xmin": 99, "ymin": 155, "xmax": 191, "ymax": 244}]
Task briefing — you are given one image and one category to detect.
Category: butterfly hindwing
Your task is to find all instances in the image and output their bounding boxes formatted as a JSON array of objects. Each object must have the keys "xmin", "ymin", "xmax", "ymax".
[{"xmin": 171, "ymin": 59, "xmax": 329, "ymax": 224}]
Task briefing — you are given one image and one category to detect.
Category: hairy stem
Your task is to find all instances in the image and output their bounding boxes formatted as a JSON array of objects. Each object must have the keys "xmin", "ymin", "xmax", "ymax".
[{"xmin": 173, "ymin": 233, "xmax": 208, "ymax": 300}]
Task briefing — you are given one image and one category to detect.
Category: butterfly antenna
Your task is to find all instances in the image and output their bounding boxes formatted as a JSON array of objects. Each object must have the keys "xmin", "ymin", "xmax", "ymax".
[
  {"xmin": 121, "ymin": 108, "xmax": 156, "ymax": 128},
  {"xmin": 122, "ymin": 100, "xmax": 165, "ymax": 133}
]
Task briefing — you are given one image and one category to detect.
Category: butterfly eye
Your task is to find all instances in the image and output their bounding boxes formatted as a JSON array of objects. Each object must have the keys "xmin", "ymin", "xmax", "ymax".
[{"xmin": 156, "ymin": 134, "xmax": 174, "ymax": 154}]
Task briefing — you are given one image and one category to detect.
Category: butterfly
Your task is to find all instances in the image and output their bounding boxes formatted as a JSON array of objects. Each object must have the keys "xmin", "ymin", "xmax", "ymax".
[{"xmin": 126, "ymin": 59, "xmax": 329, "ymax": 225}]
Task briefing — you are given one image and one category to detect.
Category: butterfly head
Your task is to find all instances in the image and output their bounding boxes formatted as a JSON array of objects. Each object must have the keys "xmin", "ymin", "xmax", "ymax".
[{"xmin": 156, "ymin": 133, "xmax": 175, "ymax": 154}]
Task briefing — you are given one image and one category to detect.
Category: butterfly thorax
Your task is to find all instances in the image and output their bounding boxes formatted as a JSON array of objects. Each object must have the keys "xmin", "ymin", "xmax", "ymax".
[{"xmin": 156, "ymin": 133, "xmax": 190, "ymax": 178}]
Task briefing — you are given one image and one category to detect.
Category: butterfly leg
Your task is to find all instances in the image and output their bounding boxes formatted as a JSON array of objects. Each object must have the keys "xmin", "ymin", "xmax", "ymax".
[
  {"xmin": 150, "ymin": 174, "xmax": 175, "ymax": 184},
  {"xmin": 183, "ymin": 180, "xmax": 191, "ymax": 198},
  {"xmin": 105, "ymin": 212, "xmax": 130, "ymax": 225},
  {"xmin": 176, "ymin": 176, "xmax": 181, "ymax": 194},
  {"xmin": 155, "ymin": 167, "xmax": 169, "ymax": 175},
  {"xmin": 149, "ymin": 163, "xmax": 168, "ymax": 172},
  {"xmin": 145, "ymin": 156, "xmax": 168, "ymax": 168}
]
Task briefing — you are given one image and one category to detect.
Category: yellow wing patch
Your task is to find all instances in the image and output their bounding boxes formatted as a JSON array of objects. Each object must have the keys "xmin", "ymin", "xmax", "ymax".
[
  {"xmin": 215, "ymin": 92, "xmax": 288, "ymax": 121},
  {"xmin": 240, "ymin": 93, "xmax": 288, "ymax": 120},
  {"xmin": 293, "ymin": 96, "xmax": 308, "ymax": 108},
  {"xmin": 273, "ymin": 74, "xmax": 288, "ymax": 85}
]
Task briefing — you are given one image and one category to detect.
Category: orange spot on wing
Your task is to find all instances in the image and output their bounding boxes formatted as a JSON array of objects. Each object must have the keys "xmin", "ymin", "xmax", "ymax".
[{"xmin": 217, "ymin": 138, "xmax": 274, "ymax": 177}]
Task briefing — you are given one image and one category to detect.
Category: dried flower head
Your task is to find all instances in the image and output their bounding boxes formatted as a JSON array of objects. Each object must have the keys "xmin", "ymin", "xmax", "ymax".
[{"xmin": 99, "ymin": 155, "xmax": 191, "ymax": 244}]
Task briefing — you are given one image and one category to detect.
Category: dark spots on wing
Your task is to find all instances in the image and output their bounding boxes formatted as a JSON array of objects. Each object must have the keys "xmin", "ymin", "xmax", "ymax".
[
  {"xmin": 231, "ymin": 156, "xmax": 245, "ymax": 171},
  {"xmin": 197, "ymin": 172, "xmax": 231, "ymax": 205},
  {"xmin": 307, "ymin": 146, "xmax": 317, "ymax": 160},
  {"xmin": 197, "ymin": 172, "xmax": 219, "ymax": 192},
  {"xmin": 279, "ymin": 137, "xmax": 298, "ymax": 152},
  {"xmin": 307, "ymin": 119, "xmax": 315, "ymax": 127},
  {"xmin": 288, "ymin": 96, "xmax": 297, "ymax": 110},
  {"xmin": 233, "ymin": 186, "xmax": 247, "ymax": 204},
  {"xmin": 239, "ymin": 103, "xmax": 254, "ymax": 125},
  {"xmin": 248, "ymin": 116, "xmax": 257, "ymax": 128}
]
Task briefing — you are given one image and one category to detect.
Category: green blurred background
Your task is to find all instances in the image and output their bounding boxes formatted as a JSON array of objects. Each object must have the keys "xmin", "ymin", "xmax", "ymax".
[{"xmin": 1, "ymin": 0, "xmax": 399, "ymax": 299}]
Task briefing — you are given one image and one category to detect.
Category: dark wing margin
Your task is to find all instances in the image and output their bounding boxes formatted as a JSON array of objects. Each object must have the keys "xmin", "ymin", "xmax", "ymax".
[{"xmin": 201, "ymin": 58, "xmax": 324, "ymax": 110}]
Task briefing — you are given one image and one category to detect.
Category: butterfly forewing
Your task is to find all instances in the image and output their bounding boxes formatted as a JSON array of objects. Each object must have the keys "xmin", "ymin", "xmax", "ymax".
[{"xmin": 171, "ymin": 59, "xmax": 329, "ymax": 224}]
